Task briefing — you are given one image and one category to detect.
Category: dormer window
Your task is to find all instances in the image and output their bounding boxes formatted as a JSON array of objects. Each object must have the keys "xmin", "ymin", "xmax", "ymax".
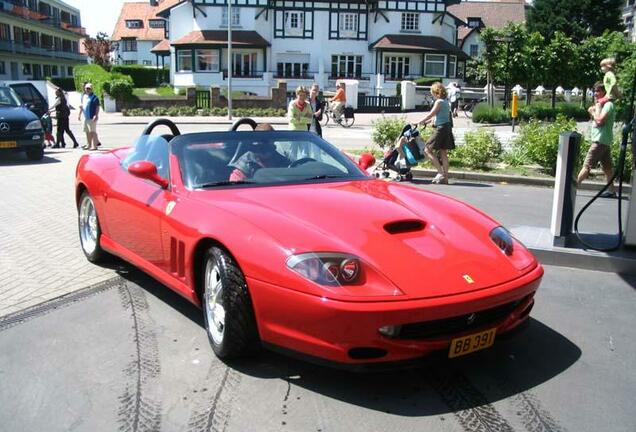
[
  {"xmin": 125, "ymin": 20, "xmax": 143, "ymax": 29},
  {"xmin": 467, "ymin": 18, "xmax": 482, "ymax": 28},
  {"xmin": 149, "ymin": 19, "xmax": 165, "ymax": 28},
  {"xmin": 401, "ymin": 12, "xmax": 419, "ymax": 32}
]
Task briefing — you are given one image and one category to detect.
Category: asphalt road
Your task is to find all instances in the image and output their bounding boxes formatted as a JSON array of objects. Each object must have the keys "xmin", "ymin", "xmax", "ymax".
[{"xmin": 0, "ymin": 264, "xmax": 634, "ymax": 432}]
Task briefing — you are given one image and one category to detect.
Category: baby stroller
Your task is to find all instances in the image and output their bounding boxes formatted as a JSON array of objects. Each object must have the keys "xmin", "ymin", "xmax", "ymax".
[
  {"xmin": 372, "ymin": 124, "xmax": 424, "ymax": 182},
  {"xmin": 41, "ymin": 113, "xmax": 55, "ymax": 147}
]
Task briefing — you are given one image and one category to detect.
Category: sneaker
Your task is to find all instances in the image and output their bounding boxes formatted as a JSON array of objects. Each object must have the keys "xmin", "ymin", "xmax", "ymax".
[
  {"xmin": 439, "ymin": 176, "xmax": 449, "ymax": 185},
  {"xmin": 431, "ymin": 173, "xmax": 444, "ymax": 184},
  {"xmin": 600, "ymin": 191, "xmax": 616, "ymax": 199}
]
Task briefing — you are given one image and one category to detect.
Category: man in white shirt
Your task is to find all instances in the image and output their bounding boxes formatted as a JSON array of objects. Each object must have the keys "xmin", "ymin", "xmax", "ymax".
[{"xmin": 447, "ymin": 82, "xmax": 460, "ymax": 118}]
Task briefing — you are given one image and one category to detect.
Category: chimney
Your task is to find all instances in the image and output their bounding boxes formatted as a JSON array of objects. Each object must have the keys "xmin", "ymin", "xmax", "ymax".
[{"xmin": 150, "ymin": 0, "xmax": 158, "ymax": 6}]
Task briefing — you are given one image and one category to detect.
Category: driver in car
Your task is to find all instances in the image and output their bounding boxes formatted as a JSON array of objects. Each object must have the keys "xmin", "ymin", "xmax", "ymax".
[{"xmin": 228, "ymin": 123, "xmax": 291, "ymax": 181}]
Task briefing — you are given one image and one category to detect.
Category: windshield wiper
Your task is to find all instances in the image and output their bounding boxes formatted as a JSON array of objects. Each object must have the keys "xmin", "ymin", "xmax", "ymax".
[
  {"xmin": 196, "ymin": 180, "xmax": 256, "ymax": 188},
  {"xmin": 303, "ymin": 175, "xmax": 346, "ymax": 181}
]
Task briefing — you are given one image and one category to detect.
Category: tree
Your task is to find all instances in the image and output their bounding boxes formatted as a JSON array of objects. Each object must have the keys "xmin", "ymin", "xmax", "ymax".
[
  {"xmin": 528, "ymin": 0, "xmax": 624, "ymax": 43},
  {"xmin": 544, "ymin": 32, "xmax": 577, "ymax": 108},
  {"xmin": 83, "ymin": 32, "xmax": 115, "ymax": 70},
  {"xmin": 480, "ymin": 28, "xmax": 505, "ymax": 107}
]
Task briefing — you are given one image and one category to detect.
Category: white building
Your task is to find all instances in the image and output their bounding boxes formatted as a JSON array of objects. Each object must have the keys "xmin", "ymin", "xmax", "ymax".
[
  {"xmin": 112, "ymin": 1, "xmax": 167, "ymax": 66},
  {"xmin": 155, "ymin": 0, "xmax": 469, "ymax": 95}
]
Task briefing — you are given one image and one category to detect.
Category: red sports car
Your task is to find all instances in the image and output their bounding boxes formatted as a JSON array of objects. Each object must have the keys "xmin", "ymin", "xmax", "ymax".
[{"xmin": 75, "ymin": 118, "xmax": 543, "ymax": 368}]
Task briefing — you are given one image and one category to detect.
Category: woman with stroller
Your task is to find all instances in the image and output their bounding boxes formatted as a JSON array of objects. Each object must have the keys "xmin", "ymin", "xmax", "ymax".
[
  {"xmin": 48, "ymin": 88, "xmax": 79, "ymax": 149},
  {"xmin": 412, "ymin": 82, "xmax": 455, "ymax": 184}
]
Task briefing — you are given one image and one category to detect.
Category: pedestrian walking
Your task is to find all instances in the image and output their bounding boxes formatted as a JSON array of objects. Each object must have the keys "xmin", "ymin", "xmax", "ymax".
[
  {"xmin": 578, "ymin": 82, "xmax": 617, "ymax": 198},
  {"xmin": 308, "ymin": 83, "xmax": 324, "ymax": 137},
  {"xmin": 79, "ymin": 83, "xmax": 100, "ymax": 150},
  {"xmin": 447, "ymin": 82, "xmax": 460, "ymax": 118},
  {"xmin": 414, "ymin": 82, "xmax": 455, "ymax": 184},
  {"xmin": 48, "ymin": 88, "xmax": 79, "ymax": 149},
  {"xmin": 287, "ymin": 86, "xmax": 313, "ymax": 131}
]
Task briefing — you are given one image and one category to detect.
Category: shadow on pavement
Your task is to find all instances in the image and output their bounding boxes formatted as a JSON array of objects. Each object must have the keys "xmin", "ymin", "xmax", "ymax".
[
  {"xmin": 0, "ymin": 153, "xmax": 61, "ymax": 165},
  {"xmin": 409, "ymin": 179, "xmax": 493, "ymax": 188}
]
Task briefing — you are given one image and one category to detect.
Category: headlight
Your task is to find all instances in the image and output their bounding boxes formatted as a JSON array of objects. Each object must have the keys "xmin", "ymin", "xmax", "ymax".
[
  {"xmin": 286, "ymin": 253, "xmax": 361, "ymax": 286},
  {"xmin": 490, "ymin": 226, "xmax": 514, "ymax": 255},
  {"xmin": 26, "ymin": 120, "xmax": 43, "ymax": 131}
]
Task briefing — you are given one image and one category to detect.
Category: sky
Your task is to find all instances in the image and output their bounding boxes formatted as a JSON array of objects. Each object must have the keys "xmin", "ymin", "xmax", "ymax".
[{"xmin": 65, "ymin": 0, "xmax": 130, "ymax": 37}]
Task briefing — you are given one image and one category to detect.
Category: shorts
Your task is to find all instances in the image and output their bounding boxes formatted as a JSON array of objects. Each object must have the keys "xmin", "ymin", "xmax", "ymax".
[
  {"xmin": 83, "ymin": 119, "xmax": 97, "ymax": 134},
  {"xmin": 583, "ymin": 142, "xmax": 613, "ymax": 171}
]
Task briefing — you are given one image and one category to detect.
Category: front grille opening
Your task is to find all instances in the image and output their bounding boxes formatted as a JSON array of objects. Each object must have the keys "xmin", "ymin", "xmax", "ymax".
[
  {"xmin": 348, "ymin": 347, "xmax": 388, "ymax": 360},
  {"xmin": 397, "ymin": 294, "xmax": 533, "ymax": 340},
  {"xmin": 384, "ymin": 220, "xmax": 425, "ymax": 234}
]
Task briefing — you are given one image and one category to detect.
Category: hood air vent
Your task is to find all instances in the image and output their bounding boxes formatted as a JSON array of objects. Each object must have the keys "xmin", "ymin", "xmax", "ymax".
[{"xmin": 384, "ymin": 220, "xmax": 425, "ymax": 234}]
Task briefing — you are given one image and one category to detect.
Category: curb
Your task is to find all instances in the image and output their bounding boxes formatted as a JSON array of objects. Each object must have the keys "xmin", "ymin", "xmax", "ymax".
[
  {"xmin": 410, "ymin": 168, "xmax": 633, "ymax": 193},
  {"xmin": 528, "ymin": 245, "xmax": 636, "ymax": 275}
]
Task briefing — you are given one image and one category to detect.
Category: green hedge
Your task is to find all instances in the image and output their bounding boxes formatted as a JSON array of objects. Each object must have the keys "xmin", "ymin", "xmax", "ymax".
[
  {"xmin": 414, "ymin": 77, "xmax": 440, "ymax": 86},
  {"xmin": 73, "ymin": 64, "xmax": 112, "ymax": 100},
  {"xmin": 473, "ymin": 102, "xmax": 589, "ymax": 123},
  {"xmin": 49, "ymin": 77, "xmax": 75, "ymax": 91},
  {"xmin": 111, "ymin": 65, "xmax": 168, "ymax": 88}
]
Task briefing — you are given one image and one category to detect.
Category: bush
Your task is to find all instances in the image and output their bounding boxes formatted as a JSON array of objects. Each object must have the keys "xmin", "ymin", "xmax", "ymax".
[
  {"xmin": 512, "ymin": 115, "xmax": 577, "ymax": 175},
  {"xmin": 414, "ymin": 77, "xmax": 440, "ymax": 86},
  {"xmin": 49, "ymin": 77, "xmax": 75, "ymax": 91},
  {"xmin": 107, "ymin": 79, "xmax": 134, "ymax": 102},
  {"xmin": 472, "ymin": 103, "xmax": 511, "ymax": 124},
  {"xmin": 73, "ymin": 64, "xmax": 111, "ymax": 100},
  {"xmin": 371, "ymin": 116, "xmax": 407, "ymax": 149},
  {"xmin": 452, "ymin": 129, "xmax": 502, "ymax": 169},
  {"xmin": 111, "ymin": 65, "xmax": 167, "ymax": 88}
]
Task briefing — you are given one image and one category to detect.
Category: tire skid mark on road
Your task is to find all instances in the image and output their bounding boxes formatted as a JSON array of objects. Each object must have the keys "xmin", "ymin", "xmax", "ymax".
[
  {"xmin": 186, "ymin": 364, "xmax": 241, "ymax": 432},
  {"xmin": 428, "ymin": 366, "xmax": 515, "ymax": 432},
  {"xmin": 512, "ymin": 392, "xmax": 565, "ymax": 432},
  {"xmin": 0, "ymin": 276, "xmax": 122, "ymax": 331},
  {"xmin": 117, "ymin": 284, "xmax": 162, "ymax": 432}
]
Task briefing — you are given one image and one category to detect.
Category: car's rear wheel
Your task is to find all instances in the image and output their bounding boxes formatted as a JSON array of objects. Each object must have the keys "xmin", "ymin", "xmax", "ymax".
[
  {"xmin": 202, "ymin": 246, "xmax": 259, "ymax": 359},
  {"xmin": 78, "ymin": 191, "xmax": 106, "ymax": 263},
  {"xmin": 26, "ymin": 146, "xmax": 44, "ymax": 161}
]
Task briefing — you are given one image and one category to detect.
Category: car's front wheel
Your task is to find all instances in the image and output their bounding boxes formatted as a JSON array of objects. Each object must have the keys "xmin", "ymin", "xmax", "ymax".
[
  {"xmin": 202, "ymin": 246, "xmax": 259, "ymax": 359},
  {"xmin": 78, "ymin": 191, "xmax": 106, "ymax": 263},
  {"xmin": 26, "ymin": 146, "xmax": 44, "ymax": 161}
]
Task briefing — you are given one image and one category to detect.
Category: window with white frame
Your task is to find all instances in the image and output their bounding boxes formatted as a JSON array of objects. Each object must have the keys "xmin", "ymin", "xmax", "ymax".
[
  {"xmin": 383, "ymin": 56, "xmax": 410, "ymax": 79},
  {"xmin": 177, "ymin": 50, "xmax": 193, "ymax": 72},
  {"xmin": 340, "ymin": 13, "xmax": 358, "ymax": 34},
  {"xmin": 142, "ymin": 60, "xmax": 152, "ymax": 66},
  {"xmin": 467, "ymin": 18, "xmax": 482, "ymax": 28},
  {"xmin": 123, "ymin": 60, "xmax": 137, "ymax": 65},
  {"xmin": 401, "ymin": 12, "xmax": 419, "ymax": 32},
  {"xmin": 448, "ymin": 55, "xmax": 457, "ymax": 78},
  {"xmin": 125, "ymin": 20, "xmax": 143, "ymax": 29},
  {"xmin": 470, "ymin": 44, "xmax": 479, "ymax": 57},
  {"xmin": 196, "ymin": 49, "xmax": 219, "ymax": 72},
  {"xmin": 149, "ymin": 19, "xmax": 165, "ymax": 28},
  {"xmin": 222, "ymin": 6, "xmax": 240, "ymax": 27},
  {"xmin": 424, "ymin": 54, "xmax": 446, "ymax": 76},
  {"xmin": 285, "ymin": 11, "xmax": 303, "ymax": 35},
  {"xmin": 276, "ymin": 62, "xmax": 309, "ymax": 78},
  {"xmin": 331, "ymin": 55, "xmax": 362, "ymax": 78},
  {"xmin": 51, "ymin": 65, "xmax": 58, "ymax": 76},
  {"xmin": 121, "ymin": 38, "xmax": 137, "ymax": 52}
]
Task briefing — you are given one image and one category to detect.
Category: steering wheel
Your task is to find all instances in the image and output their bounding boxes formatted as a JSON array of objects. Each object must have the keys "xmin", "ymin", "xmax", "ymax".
[
  {"xmin": 142, "ymin": 118, "xmax": 181, "ymax": 136},
  {"xmin": 230, "ymin": 118, "xmax": 258, "ymax": 131},
  {"xmin": 289, "ymin": 157, "xmax": 316, "ymax": 168}
]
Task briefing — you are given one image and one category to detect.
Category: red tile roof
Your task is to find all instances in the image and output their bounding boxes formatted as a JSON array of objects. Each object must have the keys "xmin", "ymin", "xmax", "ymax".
[
  {"xmin": 448, "ymin": 0, "xmax": 526, "ymax": 42},
  {"xmin": 172, "ymin": 31, "xmax": 270, "ymax": 47},
  {"xmin": 369, "ymin": 34, "xmax": 469, "ymax": 59},
  {"xmin": 112, "ymin": 2, "xmax": 166, "ymax": 41},
  {"xmin": 151, "ymin": 39, "xmax": 171, "ymax": 53},
  {"xmin": 156, "ymin": 0, "xmax": 187, "ymax": 18}
]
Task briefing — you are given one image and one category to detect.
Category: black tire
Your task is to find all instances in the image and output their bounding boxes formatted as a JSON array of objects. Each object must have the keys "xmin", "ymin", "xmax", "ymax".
[
  {"xmin": 341, "ymin": 116, "xmax": 355, "ymax": 128},
  {"xmin": 26, "ymin": 146, "xmax": 44, "ymax": 161},
  {"xmin": 78, "ymin": 191, "xmax": 107, "ymax": 263},
  {"xmin": 202, "ymin": 246, "xmax": 259, "ymax": 359},
  {"xmin": 320, "ymin": 109, "xmax": 330, "ymax": 127},
  {"xmin": 405, "ymin": 172, "xmax": 413, "ymax": 181}
]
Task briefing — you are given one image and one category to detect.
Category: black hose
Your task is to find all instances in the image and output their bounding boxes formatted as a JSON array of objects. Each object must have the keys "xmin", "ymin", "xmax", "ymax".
[{"xmin": 574, "ymin": 65, "xmax": 636, "ymax": 252}]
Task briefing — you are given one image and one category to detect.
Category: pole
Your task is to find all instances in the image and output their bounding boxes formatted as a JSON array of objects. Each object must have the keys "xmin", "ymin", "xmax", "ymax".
[
  {"xmin": 511, "ymin": 92, "xmax": 518, "ymax": 132},
  {"xmin": 227, "ymin": 0, "xmax": 233, "ymax": 120}
]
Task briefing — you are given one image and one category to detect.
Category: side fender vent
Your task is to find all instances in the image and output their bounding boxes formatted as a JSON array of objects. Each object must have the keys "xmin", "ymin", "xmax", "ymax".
[{"xmin": 384, "ymin": 220, "xmax": 426, "ymax": 234}]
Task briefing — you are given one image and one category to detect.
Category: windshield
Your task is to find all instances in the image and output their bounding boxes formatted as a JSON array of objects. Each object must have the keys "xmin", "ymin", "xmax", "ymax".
[
  {"xmin": 0, "ymin": 87, "xmax": 22, "ymax": 107},
  {"xmin": 172, "ymin": 131, "xmax": 368, "ymax": 188}
]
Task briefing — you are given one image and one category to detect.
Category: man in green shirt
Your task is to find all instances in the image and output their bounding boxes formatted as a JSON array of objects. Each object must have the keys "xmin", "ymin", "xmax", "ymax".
[{"xmin": 577, "ymin": 82, "xmax": 616, "ymax": 198}]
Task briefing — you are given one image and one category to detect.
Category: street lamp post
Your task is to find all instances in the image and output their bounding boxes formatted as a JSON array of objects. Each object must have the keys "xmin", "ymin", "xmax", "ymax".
[{"xmin": 227, "ymin": 0, "xmax": 233, "ymax": 120}]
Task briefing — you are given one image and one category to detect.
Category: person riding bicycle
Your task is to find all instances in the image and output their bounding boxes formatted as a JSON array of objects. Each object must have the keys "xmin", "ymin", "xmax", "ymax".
[{"xmin": 329, "ymin": 82, "xmax": 347, "ymax": 122}]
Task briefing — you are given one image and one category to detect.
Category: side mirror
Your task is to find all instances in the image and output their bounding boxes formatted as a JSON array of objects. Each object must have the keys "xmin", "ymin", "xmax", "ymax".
[{"xmin": 128, "ymin": 161, "xmax": 169, "ymax": 189}]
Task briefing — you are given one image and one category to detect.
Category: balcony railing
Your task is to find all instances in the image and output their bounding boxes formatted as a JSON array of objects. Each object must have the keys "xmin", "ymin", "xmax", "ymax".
[
  {"xmin": 0, "ymin": 1, "xmax": 86, "ymax": 36},
  {"xmin": 0, "ymin": 39, "xmax": 86, "ymax": 60},
  {"xmin": 222, "ymin": 70, "xmax": 264, "ymax": 78}
]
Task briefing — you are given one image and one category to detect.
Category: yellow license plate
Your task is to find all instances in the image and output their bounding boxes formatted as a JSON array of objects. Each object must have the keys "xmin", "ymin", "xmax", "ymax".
[
  {"xmin": 0, "ymin": 141, "xmax": 16, "ymax": 149},
  {"xmin": 449, "ymin": 328, "xmax": 496, "ymax": 358}
]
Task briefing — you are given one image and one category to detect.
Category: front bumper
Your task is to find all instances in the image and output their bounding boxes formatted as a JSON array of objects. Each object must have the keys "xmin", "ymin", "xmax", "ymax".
[
  {"xmin": 250, "ymin": 264, "xmax": 543, "ymax": 366},
  {"xmin": 0, "ymin": 134, "xmax": 44, "ymax": 152}
]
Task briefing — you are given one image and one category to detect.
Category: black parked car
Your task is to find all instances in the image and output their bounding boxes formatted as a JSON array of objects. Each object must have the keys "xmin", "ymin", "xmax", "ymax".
[
  {"xmin": 9, "ymin": 82, "xmax": 49, "ymax": 118},
  {"xmin": 0, "ymin": 86, "xmax": 44, "ymax": 161}
]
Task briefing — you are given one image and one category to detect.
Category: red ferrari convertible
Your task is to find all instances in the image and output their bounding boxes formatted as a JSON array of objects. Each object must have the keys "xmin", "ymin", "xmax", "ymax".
[{"xmin": 75, "ymin": 118, "xmax": 543, "ymax": 368}]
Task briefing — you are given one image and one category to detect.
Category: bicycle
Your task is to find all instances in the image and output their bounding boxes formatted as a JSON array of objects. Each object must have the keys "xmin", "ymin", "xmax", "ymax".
[
  {"xmin": 320, "ymin": 103, "xmax": 355, "ymax": 128},
  {"xmin": 460, "ymin": 96, "xmax": 486, "ymax": 118}
]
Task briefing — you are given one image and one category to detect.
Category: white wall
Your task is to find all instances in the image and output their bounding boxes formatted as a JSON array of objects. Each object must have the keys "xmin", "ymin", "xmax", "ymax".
[{"xmin": 462, "ymin": 31, "xmax": 482, "ymax": 58}]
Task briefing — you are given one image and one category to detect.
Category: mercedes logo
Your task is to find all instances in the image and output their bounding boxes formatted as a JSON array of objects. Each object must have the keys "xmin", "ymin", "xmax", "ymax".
[
  {"xmin": 0, "ymin": 122, "xmax": 9, "ymax": 133},
  {"xmin": 466, "ymin": 313, "xmax": 477, "ymax": 325}
]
